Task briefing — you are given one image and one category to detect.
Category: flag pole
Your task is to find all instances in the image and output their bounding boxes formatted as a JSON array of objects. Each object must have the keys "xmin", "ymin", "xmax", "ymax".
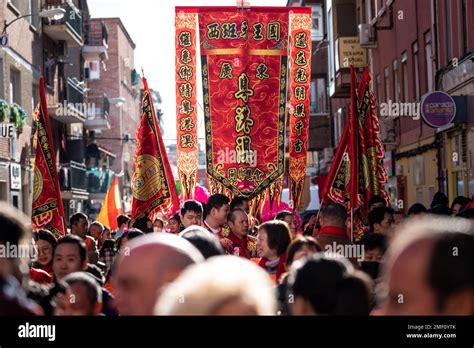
[{"xmin": 350, "ymin": 207, "xmax": 354, "ymax": 243}]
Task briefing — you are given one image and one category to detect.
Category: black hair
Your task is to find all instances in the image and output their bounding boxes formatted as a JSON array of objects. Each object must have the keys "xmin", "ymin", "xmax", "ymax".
[
  {"xmin": 368, "ymin": 207, "xmax": 394, "ymax": 232},
  {"xmin": 0, "ymin": 203, "xmax": 29, "ymax": 246},
  {"xmin": 360, "ymin": 233, "xmax": 388, "ymax": 254},
  {"xmin": 70, "ymin": 213, "xmax": 88, "ymax": 228},
  {"xmin": 451, "ymin": 196, "xmax": 472, "ymax": 212},
  {"xmin": 85, "ymin": 264, "xmax": 105, "ymax": 286},
  {"xmin": 117, "ymin": 215, "xmax": 130, "ymax": 229},
  {"xmin": 227, "ymin": 208, "xmax": 247, "ymax": 223},
  {"xmin": 431, "ymin": 192, "xmax": 449, "ymax": 208},
  {"xmin": 230, "ymin": 196, "xmax": 249, "ymax": 211},
  {"xmin": 407, "ymin": 203, "xmax": 427, "ymax": 216},
  {"xmin": 54, "ymin": 235, "xmax": 87, "ymax": 264},
  {"xmin": 286, "ymin": 236, "xmax": 321, "ymax": 267},
  {"xmin": 125, "ymin": 228, "xmax": 145, "ymax": 241},
  {"xmin": 320, "ymin": 203, "xmax": 347, "ymax": 228},
  {"xmin": 33, "ymin": 229, "xmax": 58, "ymax": 249},
  {"xmin": 428, "ymin": 232, "xmax": 474, "ymax": 311},
  {"xmin": 456, "ymin": 208, "xmax": 474, "ymax": 219},
  {"xmin": 169, "ymin": 213, "xmax": 181, "ymax": 224},
  {"xmin": 180, "ymin": 226, "xmax": 225, "ymax": 259},
  {"xmin": 180, "ymin": 200, "xmax": 204, "ymax": 216},
  {"xmin": 132, "ymin": 217, "xmax": 153, "ymax": 233},
  {"xmin": 99, "ymin": 239, "xmax": 116, "ymax": 257},
  {"xmin": 205, "ymin": 194, "xmax": 230, "ymax": 215},
  {"xmin": 275, "ymin": 210, "xmax": 294, "ymax": 221},
  {"xmin": 288, "ymin": 255, "xmax": 371, "ymax": 315},
  {"xmin": 259, "ymin": 220, "xmax": 292, "ymax": 256},
  {"xmin": 368, "ymin": 195, "xmax": 387, "ymax": 208}
]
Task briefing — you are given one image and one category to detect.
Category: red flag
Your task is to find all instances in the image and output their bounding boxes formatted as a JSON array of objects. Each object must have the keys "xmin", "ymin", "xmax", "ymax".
[
  {"xmin": 130, "ymin": 76, "xmax": 179, "ymax": 222},
  {"xmin": 31, "ymin": 77, "xmax": 66, "ymax": 237},
  {"xmin": 97, "ymin": 176, "xmax": 123, "ymax": 230}
]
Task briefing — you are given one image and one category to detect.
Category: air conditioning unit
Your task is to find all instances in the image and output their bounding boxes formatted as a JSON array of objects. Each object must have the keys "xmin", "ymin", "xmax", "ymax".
[{"xmin": 359, "ymin": 23, "xmax": 377, "ymax": 48}]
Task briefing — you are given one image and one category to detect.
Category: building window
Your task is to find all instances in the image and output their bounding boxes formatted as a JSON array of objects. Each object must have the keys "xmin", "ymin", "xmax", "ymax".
[
  {"xmin": 29, "ymin": 0, "xmax": 40, "ymax": 29},
  {"xmin": 310, "ymin": 78, "xmax": 327, "ymax": 114},
  {"xmin": 459, "ymin": 0, "xmax": 468, "ymax": 56},
  {"xmin": 424, "ymin": 31, "xmax": 434, "ymax": 92},
  {"xmin": 445, "ymin": 0, "xmax": 452, "ymax": 62},
  {"xmin": 392, "ymin": 60, "xmax": 399, "ymax": 103},
  {"xmin": 412, "ymin": 41, "xmax": 420, "ymax": 100},
  {"xmin": 9, "ymin": 69, "xmax": 21, "ymax": 105},
  {"xmin": 384, "ymin": 67, "xmax": 390, "ymax": 102},
  {"xmin": 401, "ymin": 51, "xmax": 408, "ymax": 102},
  {"xmin": 375, "ymin": 74, "xmax": 381, "ymax": 103}
]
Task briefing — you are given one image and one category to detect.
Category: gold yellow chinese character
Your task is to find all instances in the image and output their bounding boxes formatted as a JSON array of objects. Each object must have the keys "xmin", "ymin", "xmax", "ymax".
[
  {"xmin": 253, "ymin": 23, "xmax": 264, "ymax": 40},
  {"xmin": 180, "ymin": 134, "xmax": 194, "ymax": 148},
  {"xmin": 222, "ymin": 22, "xmax": 238, "ymax": 39},
  {"xmin": 180, "ymin": 116, "xmax": 195, "ymax": 131},
  {"xmin": 294, "ymin": 32, "xmax": 307, "ymax": 48},
  {"xmin": 179, "ymin": 31, "xmax": 192, "ymax": 47},
  {"xmin": 295, "ymin": 120, "xmax": 304, "ymax": 135},
  {"xmin": 207, "ymin": 23, "xmax": 220, "ymax": 40},
  {"xmin": 295, "ymin": 51, "xmax": 307, "ymax": 66},
  {"xmin": 293, "ymin": 139, "xmax": 304, "ymax": 153},
  {"xmin": 179, "ymin": 100, "xmax": 194, "ymax": 115},
  {"xmin": 235, "ymin": 105, "xmax": 254, "ymax": 134},
  {"xmin": 294, "ymin": 86, "xmax": 306, "ymax": 101},
  {"xmin": 179, "ymin": 82, "xmax": 193, "ymax": 99},
  {"xmin": 256, "ymin": 63, "xmax": 269, "ymax": 80},
  {"xmin": 180, "ymin": 49, "xmax": 192, "ymax": 64},
  {"xmin": 178, "ymin": 66, "xmax": 193, "ymax": 81},
  {"xmin": 219, "ymin": 62, "xmax": 233, "ymax": 79},
  {"xmin": 240, "ymin": 20, "xmax": 249, "ymax": 40},
  {"xmin": 294, "ymin": 103, "xmax": 306, "ymax": 118},
  {"xmin": 267, "ymin": 22, "xmax": 280, "ymax": 42},
  {"xmin": 234, "ymin": 73, "xmax": 254, "ymax": 103},
  {"xmin": 294, "ymin": 68, "xmax": 307, "ymax": 83}
]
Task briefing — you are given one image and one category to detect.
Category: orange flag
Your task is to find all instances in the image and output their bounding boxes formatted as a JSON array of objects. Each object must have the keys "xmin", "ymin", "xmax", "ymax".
[
  {"xmin": 31, "ymin": 76, "xmax": 66, "ymax": 237},
  {"xmin": 97, "ymin": 176, "xmax": 123, "ymax": 230}
]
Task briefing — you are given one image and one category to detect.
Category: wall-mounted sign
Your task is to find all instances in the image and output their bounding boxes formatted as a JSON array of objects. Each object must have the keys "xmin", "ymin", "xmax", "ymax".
[
  {"xmin": 0, "ymin": 123, "xmax": 15, "ymax": 138},
  {"xmin": 421, "ymin": 91, "xmax": 456, "ymax": 128},
  {"xmin": 311, "ymin": 4, "xmax": 324, "ymax": 41},
  {"xmin": 336, "ymin": 36, "xmax": 368, "ymax": 70},
  {"xmin": 10, "ymin": 163, "xmax": 21, "ymax": 190}
]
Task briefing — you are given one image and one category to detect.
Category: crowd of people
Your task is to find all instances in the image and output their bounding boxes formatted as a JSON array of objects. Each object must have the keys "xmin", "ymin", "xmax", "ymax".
[{"xmin": 0, "ymin": 191, "xmax": 473, "ymax": 316}]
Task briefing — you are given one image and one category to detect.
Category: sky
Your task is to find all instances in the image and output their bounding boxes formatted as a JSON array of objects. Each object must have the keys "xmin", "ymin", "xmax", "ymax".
[{"xmin": 87, "ymin": 0, "xmax": 288, "ymax": 144}]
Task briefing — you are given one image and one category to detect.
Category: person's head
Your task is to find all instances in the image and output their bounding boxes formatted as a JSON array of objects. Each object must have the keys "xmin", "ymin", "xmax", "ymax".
[
  {"xmin": 98, "ymin": 227, "xmax": 111, "ymax": 245},
  {"xmin": 113, "ymin": 233, "xmax": 204, "ymax": 315},
  {"xmin": 407, "ymin": 203, "xmax": 427, "ymax": 216},
  {"xmin": 393, "ymin": 211, "xmax": 405, "ymax": 226},
  {"xmin": 230, "ymin": 196, "xmax": 250, "ymax": 214},
  {"xmin": 53, "ymin": 235, "xmax": 87, "ymax": 281},
  {"xmin": 167, "ymin": 214, "xmax": 181, "ymax": 234},
  {"xmin": 286, "ymin": 236, "xmax": 321, "ymax": 268},
  {"xmin": 54, "ymin": 272, "xmax": 102, "ymax": 316},
  {"xmin": 34, "ymin": 229, "xmax": 57, "ymax": 268},
  {"xmin": 205, "ymin": 194, "xmax": 230, "ymax": 226},
  {"xmin": 256, "ymin": 220, "xmax": 292, "ymax": 260},
  {"xmin": 88, "ymin": 221, "xmax": 104, "ymax": 240},
  {"xmin": 155, "ymin": 256, "xmax": 276, "ymax": 315},
  {"xmin": 179, "ymin": 200, "xmax": 204, "ymax": 228},
  {"xmin": 287, "ymin": 254, "xmax": 372, "ymax": 315},
  {"xmin": 368, "ymin": 195, "xmax": 387, "ymax": 211},
  {"xmin": 360, "ymin": 233, "xmax": 388, "ymax": 262},
  {"xmin": 117, "ymin": 215, "xmax": 130, "ymax": 231},
  {"xmin": 319, "ymin": 203, "xmax": 347, "ymax": 229},
  {"xmin": 0, "ymin": 203, "xmax": 31, "ymax": 282},
  {"xmin": 451, "ymin": 196, "xmax": 471, "ymax": 216},
  {"xmin": 368, "ymin": 207, "xmax": 395, "ymax": 235},
  {"xmin": 119, "ymin": 228, "xmax": 145, "ymax": 251},
  {"xmin": 381, "ymin": 216, "xmax": 474, "ymax": 315},
  {"xmin": 132, "ymin": 217, "xmax": 153, "ymax": 233},
  {"xmin": 179, "ymin": 226, "xmax": 225, "ymax": 259},
  {"xmin": 275, "ymin": 211, "xmax": 297, "ymax": 238},
  {"xmin": 227, "ymin": 209, "xmax": 249, "ymax": 239},
  {"xmin": 456, "ymin": 208, "xmax": 474, "ymax": 220},
  {"xmin": 431, "ymin": 191, "xmax": 449, "ymax": 208},
  {"xmin": 153, "ymin": 218, "xmax": 164, "ymax": 232},
  {"xmin": 70, "ymin": 213, "xmax": 89, "ymax": 238}
]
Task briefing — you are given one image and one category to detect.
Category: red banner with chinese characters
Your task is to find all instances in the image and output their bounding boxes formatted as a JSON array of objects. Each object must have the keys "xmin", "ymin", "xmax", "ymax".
[
  {"xmin": 31, "ymin": 77, "xmax": 66, "ymax": 238},
  {"xmin": 175, "ymin": 9, "xmax": 198, "ymax": 200},
  {"xmin": 288, "ymin": 10, "xmax": 312, "ymax": 212},
  {"xmin": 190, "ymin": 7, "xmax": 308, "ymax": 211},
  {"xmin": 131, "ymin": 76, "xmax": 179, "ymax": 222}
]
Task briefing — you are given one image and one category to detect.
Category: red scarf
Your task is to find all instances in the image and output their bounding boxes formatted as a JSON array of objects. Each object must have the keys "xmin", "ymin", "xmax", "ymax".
[
  {"xmin": 318, "ymin": 226, "xmax": 350, "ymax": 239},
  {"xmin": 258, "ymin": 252, "xmax": 287, "ymax": 283}
]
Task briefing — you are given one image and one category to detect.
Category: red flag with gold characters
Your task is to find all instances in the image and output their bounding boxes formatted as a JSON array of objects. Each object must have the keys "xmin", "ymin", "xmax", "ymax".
[
  {"xmin": 321, "ymin": 66, "xmax": 389, "ymax": 241},
  {"xmin": 97, "ymin": 176, "xmax": 123, "ymax": 230},
  {"xmin": 175, "ymin": 9, "xmax": 198, "ymax": 200},
  {"xmin": 31, "ymin": 77, "xmax": 66, "ymax": 237},
  {"xmin": 130, "ymin": 76, "xmax": 179, "ymax": 222},
  {"xmin": 288, "ymin": 10, "xmax": 312, "ymax": 211}
]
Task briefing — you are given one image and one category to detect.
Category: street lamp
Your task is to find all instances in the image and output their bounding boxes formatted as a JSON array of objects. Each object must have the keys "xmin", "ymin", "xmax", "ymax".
[{"xmin": 2, "ymin": 8, "xmax": 66, "ymax": 34}]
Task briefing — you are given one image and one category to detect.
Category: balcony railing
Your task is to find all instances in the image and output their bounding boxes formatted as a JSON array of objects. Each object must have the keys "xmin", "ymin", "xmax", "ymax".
[
  {"xmin": 59, "ymin": 161, "xmax": 88, "ymax": 192},
  {"xmin": 85, "ymin": 94, "xmax": 110, "ymax": 129},
  {"xmin": 86, "ymin": 21, "xmax": 108, "ymax": 47},
  {"xmin": 87, "ymin": 168, "xmax": 114, "ymax": 194},
  {"xmin": 43, "ymin": 0, "xmax": 83, "ymax": 46},
  {"xmin": 65, "ymin": 77, "xmax": 84, "ymax": 105}
]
